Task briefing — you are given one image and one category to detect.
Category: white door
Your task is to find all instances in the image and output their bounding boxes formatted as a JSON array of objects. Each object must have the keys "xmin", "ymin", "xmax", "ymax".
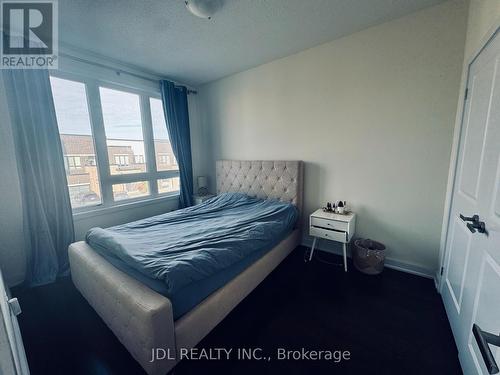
[
  {"xmin": 441, "ymin": 29, "xmax": 500, "ymax": 374},
  {"xmin": 0, "ymin": 268, "xmax": 30, "ymax": 375}
]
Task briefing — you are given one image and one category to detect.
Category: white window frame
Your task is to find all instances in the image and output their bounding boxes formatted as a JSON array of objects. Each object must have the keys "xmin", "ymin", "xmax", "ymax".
[{"xmin": 50, "ymin": 70, "xmax": 180, "ymax": 215}]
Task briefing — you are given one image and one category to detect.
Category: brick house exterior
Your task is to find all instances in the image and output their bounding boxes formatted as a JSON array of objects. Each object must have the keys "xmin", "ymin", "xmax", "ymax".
[{"xmin": 60, "ymin": 134, "xmax": 178, "ymax": 206}]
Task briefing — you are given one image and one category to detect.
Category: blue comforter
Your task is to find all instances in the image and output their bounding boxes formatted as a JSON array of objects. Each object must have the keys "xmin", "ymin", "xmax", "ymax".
[{"xmin": 86, "ymin": 193, "xmax": 298, "ymax": 295}]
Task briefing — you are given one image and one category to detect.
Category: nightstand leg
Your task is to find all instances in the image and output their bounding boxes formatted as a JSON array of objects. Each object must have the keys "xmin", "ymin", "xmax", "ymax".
[
  {"xmin": 343, "ymin": 243, "xmax": 347, "ymax": 272},
  {"xmin": 309, "ymin": 237, "xmax": 317, "ymax": 261}
]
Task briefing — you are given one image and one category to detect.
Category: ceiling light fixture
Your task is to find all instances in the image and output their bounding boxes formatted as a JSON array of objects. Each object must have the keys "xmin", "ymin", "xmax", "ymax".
[{"xmin": 184, "ymin": 0, "xmax": 224, "ymax": 20}]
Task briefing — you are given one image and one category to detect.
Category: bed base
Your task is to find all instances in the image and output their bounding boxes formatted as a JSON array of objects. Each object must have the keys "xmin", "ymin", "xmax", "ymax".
[{"xmin": 69, "ymin": 228, "xmax": 300, "ymax": 375}]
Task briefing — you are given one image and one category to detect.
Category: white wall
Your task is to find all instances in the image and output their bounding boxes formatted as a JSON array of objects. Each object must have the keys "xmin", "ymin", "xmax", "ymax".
[
  {"xmin": 463, "ymin": 0, "xmax": 500, "ymax": 59},
  {"xmin": 199, "ymin": 0, "xmax": 468, "ymax": 275}
]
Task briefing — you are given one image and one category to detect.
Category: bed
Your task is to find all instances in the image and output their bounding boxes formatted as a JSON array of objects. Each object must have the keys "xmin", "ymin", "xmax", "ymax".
[{"xmin": 68, "ymin": 160, "xmax": 303, "ymax": 375}]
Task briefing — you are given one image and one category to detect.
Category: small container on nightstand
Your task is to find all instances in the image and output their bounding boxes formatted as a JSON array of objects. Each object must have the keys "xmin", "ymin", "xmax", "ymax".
[
  {"xmin": 308, "ymin": 209, "xmax": 356, "ymax": 271},
  {"xmin": 193, "ymin": 194, "xmax": 215, "ymax": 205}
]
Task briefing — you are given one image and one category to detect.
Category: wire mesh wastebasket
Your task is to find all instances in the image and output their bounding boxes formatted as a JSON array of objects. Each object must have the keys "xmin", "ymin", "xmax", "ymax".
[{"xmin": 353, "ymin": 239, "xmax": 386, "ymax": 275}]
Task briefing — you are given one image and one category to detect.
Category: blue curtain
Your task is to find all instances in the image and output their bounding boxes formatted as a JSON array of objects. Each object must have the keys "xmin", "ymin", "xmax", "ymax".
[
  {"xmin": 160, "ymin": 80, "xmax": 194, "ymax": 208},
  {"xmin": 3, "ymin": 69, "xmax": 74, "ymax": 286}
]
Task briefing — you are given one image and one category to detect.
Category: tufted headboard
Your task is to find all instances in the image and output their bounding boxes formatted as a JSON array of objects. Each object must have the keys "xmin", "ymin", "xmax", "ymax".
[{"xmin": 216, "ymin": 160, "xmax": 304, "ymax": 215}]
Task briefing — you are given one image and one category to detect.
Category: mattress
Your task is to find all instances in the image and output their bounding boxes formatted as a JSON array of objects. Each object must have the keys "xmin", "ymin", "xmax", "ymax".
[
  {"xmin": 86, "ymin": 193, "xmax": 298, "ymax": 319},
  {"xmin": 98, "ymin": 245, "xmax": 271, "ymax": 319}
]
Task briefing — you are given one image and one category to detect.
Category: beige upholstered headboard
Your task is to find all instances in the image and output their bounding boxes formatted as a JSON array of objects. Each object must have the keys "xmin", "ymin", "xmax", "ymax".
[{"xmin": 216, "ymin": 160, "xmax": 304, "ymax": 215}]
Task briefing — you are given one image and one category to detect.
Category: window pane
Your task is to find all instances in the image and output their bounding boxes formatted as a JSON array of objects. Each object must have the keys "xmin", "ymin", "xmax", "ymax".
[
  {"xmin": 100, "ymin": 87, "xmax": 146, "ymax": 175},
  {"xmin": 150, "ymin": 98, "xmax": 178, "ymax": 172},
  {"xmin": 112, "ymin": 181, "xmax": 150, "ymax": 201},
  {"xmin": 50, "ymin": 76, "xmax": 102, "ymax": 209},
  {"xmin": 157, "ymin": 177, "xmax": 180, "ymax": 194}
]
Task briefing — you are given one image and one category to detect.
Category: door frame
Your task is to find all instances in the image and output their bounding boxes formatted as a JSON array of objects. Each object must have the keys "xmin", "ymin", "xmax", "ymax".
[{"xmin": 437, "ymin": 19, "xmax": 500, "ymax": 293}]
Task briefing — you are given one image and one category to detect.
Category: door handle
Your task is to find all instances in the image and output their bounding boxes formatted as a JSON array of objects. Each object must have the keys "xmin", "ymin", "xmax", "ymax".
[
  {"xmin": 473, "ymin": 324, "xmax": 500, "ymax": 374},
  {"xmin": 460, "ymin": 214, "xmax": 479, "ymax": 223},
  {"xmin": 467, "ymin": 221, "xmax": 487, "ymax": 234},
  {"xmin": 461, "ymin": 214, "xmax": 488, "ymax": 235}
]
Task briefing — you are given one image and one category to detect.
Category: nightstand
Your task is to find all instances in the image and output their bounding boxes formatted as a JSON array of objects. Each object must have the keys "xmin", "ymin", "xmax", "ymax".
[
  {"xmin": 308, "ymin": 209, "xmax": 356, "ymax": 272},
  {"xmin": 193, "ymin": 194, "xmax": 215, "ymax": 205}
]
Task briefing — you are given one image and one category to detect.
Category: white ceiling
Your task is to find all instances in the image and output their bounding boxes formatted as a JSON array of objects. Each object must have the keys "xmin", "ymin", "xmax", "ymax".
[{"xmin": 59, "ymin": 0, "xmax": 447, "ymax": 86}]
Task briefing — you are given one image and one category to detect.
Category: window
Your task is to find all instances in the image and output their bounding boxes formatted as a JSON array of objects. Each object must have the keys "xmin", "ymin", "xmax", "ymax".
[
  {"xmin": 114, "ymin": 155, "xmax": 129, "ymax": 166},
  {"xmin": 100, "ymin": 87, "xmax": 146, "ymax": 176},
  {"xmin": 158, "ymin": 153, "xmax": 171, "ymax": 165},
  {"xmin": 66, "ymin": 156, "xmax": 82, "ymax": 170},
  {"xmin": 150, "ymin": 98, "xmax": 179, "ymax": 171},
  {"xmin": 158, "ymin": 177, "xmax": 180, "ymax": 194},
  {"xmin": 50, "ymin": 74, "xmax": 180, "ymax": 212},
  {"xmin": 50, "ymin": 76, "xmax": 102, "ymax": 209},
  {"xmin": 112, "ymin": 181, "xmax": 150, "ymax": 201},
  {"xmin": 86, "ymin": 156, "xmax": 96, "ymax": 166}
]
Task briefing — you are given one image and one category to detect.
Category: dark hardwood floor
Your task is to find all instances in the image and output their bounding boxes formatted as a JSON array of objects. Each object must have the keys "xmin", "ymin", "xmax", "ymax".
[{"xmin": 12, "ymin": 247, "xmax": 462, "ymax": 375}]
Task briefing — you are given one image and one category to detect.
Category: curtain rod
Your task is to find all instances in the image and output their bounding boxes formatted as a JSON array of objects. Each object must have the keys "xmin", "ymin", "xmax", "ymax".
[{"xmin": 60, "ymin": 52, "xmax": 198, "ymax": 95}]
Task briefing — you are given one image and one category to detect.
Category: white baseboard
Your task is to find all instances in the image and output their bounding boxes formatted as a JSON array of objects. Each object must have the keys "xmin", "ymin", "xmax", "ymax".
[
  {"xmin": 434, "ymin": 275, "xmax": 440, "ymax": 292},
  {"xmin": 434, "ymin": 272, "xmax": 442, "ymax": 293},
  {"xmin": 301, "ymin": 237, "xmax": 435, "ymax": 279}
]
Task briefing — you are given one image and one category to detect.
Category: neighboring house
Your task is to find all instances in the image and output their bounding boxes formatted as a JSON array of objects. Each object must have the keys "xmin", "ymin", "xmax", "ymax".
[
  {"xmin": 59, "ymin": 134, "xmax": 178, "ymax": 206},
  {"xmin": 60, "ymin": 134, "xmax": 101, "ymax": 202},
  {"xmin": 155, "ymin": 139, "xmax": 178, "ymax": 171}
]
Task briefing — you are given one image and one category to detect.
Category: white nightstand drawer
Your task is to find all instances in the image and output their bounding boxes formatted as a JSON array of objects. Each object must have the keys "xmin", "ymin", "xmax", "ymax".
[
  {"xmin": 310, "ymin": 226, "xmax": 347, "ymax": 243},
  {"xmin": 311, "ymin": 216, "xmax": 348, "ymax": 232}
]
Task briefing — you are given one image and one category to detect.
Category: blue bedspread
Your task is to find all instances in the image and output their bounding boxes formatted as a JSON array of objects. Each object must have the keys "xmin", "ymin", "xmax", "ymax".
[{"xmin": 86, "ymin": 193, "xmax": 298, "ymax": 297}]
